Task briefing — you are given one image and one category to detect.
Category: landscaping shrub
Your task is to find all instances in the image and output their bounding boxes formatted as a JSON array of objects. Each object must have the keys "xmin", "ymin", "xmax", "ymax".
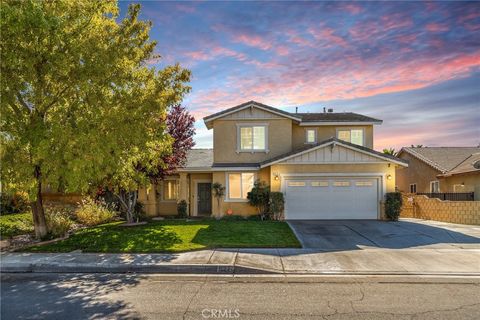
[
  {"xmin": 75, "ymin": 197, "xmax": 117, "ymax": 226},
  {"xmin": 44, "ymin": 206, "xmax": 74, "ymax": 239},
  {"xmin": 0, "ymin": 212, "xmax": 33, "ymax": 239},
  {"xmin": 385, "ymin": 192, "xmax": 403, "ymax": 221},
  {"xmin": 211, "ymin": 182, "xmax": 225, "ymax": 210},
  {"xmin": 177, "ymin": 200, "xmax": 188, "ymax": 218},
  {"xmin": 1, "ymin": 192, "xmax": 30, "ymax": 214},
  {"xmin": 247, "ymin": 180, "xmax": 270, "ymax": 219},
  {"xmin": 269, "ymin": 192, "xmax": 285, "ymax": 220}
]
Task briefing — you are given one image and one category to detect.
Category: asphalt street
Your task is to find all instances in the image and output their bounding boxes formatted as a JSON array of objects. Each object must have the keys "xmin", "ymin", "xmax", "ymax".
[{"xmin": 1, "ymin": 273, "xmax": 480, "ymax": 320}]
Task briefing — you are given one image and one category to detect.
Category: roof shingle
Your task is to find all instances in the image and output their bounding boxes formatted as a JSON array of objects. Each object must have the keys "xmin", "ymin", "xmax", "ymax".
[{"xmin": 400, "ymin": 147, "xmax": 480, "ymax": 173}]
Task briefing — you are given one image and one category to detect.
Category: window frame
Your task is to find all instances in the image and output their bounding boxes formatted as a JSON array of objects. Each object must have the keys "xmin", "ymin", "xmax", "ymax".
[
  {"xmin": 225, "ymin": 172, "xmax": 256, "ymax": 202},
  {"xmin": 409, "ymin": 183, "xmax": 417, "ymax": 193},
  {"xmin": 430, "ymin": 181, "xmax": 440, "ymax": 193},
  {"xmin": 305, "ymin": 128, "xmax": 317, "ymax": 144},
  {"xmin": 161, "ymin": 178, "xmax": 179, "ymax": 201},
  {"xmin": 336, "ymin": 128, "xmax": 365, "ymax": 146},
  {"xmin": 236, "ymin": 123, "xmax": 269, "ymax": 153}
]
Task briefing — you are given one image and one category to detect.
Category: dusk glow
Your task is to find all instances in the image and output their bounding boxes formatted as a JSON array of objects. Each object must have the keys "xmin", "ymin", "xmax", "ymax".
[{"xmin": 121, "ymin": 1, "xmax": 480, "ymax": 151}]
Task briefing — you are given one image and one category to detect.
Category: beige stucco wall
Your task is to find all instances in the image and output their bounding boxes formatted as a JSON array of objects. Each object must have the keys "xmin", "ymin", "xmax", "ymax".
[
  {"xmin": 440, "ymin": 172, "xmax": 480, "ymax": 199},
  {"xmin": 396, "ymin": 152, "xmax": 442, "ymax": 193},
  {"xmin": 269, "ymin": 163, "xmax": 396, "ymax": 193},
  {"xmin": 292, "ymin": 124, "xmax": 374, "ymax": 149},
  {"xmin": 211, "ymin": 168, "xmax": 270, "ymax": 217},
  {"xmin": 212, "ymin": 119, "xmax": 292, "ymax": 163},
  {"xmin": 401, "ymin": 194, "xmax": 480, "ymax": 225}
]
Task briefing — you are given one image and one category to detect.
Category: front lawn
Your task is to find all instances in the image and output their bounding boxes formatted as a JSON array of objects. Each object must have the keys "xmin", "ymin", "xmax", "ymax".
[
  {"xmin": 0, "ymin": 212, "xmax": 33, "ymax": 239},
  {"xmin": 25, "ymin": 219, "xmax": 301, "ymax": 253}
]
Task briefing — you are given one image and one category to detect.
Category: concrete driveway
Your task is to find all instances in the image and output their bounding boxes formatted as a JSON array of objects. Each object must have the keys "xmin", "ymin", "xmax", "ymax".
[{"xmin": 288, "ymin": 218, "xmax": 480, "ymax": 250}]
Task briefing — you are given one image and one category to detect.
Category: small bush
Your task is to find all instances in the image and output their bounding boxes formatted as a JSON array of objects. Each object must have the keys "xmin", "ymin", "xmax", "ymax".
[
  {"xmin": 247, "ymin": 181, "xmax": 270, "ymax": 219},
  {"xmin": 385, "ymin": 192, "xmax": 403, "ymax": 221},
  {"xmin": 45, "ymin": 206, "xmax": 74, "ymax": 239},
  {"xmin": 177, "ymin": 200, "xmax": 188, "ymax": 218},
  {"xmin": 75, "ymin": 197, "xmax": 117, "ymax": 226},
  {"xmin": 1, "ymin": 192, "xmax": 30, "ymax": 214},
  {"xmin": 269, "ymin": 192, "xmax": 285, "ymax": 220}
]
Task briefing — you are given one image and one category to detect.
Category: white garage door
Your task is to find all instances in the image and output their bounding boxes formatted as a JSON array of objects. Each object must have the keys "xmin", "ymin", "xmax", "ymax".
[{"xmin": 285, "ymin": 177, "xmax": 379, "ymax": 220}]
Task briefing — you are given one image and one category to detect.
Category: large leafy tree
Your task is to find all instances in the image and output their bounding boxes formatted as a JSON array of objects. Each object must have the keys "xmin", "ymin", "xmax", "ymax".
[
  {"xmin": 0, "ymin": 1, "xmax": 190, "ymax": 237},
  {"xmin": 109, "ymin": 104, "xmax": 195, "ymax": 223}
]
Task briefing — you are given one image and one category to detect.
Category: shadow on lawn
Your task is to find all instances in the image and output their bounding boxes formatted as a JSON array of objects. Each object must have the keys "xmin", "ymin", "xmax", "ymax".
[{"xmin": 1, "ymin": 273, "xmax": 144, "ymax": 319}]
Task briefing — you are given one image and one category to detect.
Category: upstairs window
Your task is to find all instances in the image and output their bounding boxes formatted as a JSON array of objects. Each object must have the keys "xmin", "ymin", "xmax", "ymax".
[
  {"xmin": 337, "ymin": 129, "xmax": 364, "ymax": 146},
  {"xmin": 238, "ymin": 125, "xmax": 267, "ymax": 152},
  {"xmin": 305, "ymin": 129, "xmax": 316, "ymax": 143}
]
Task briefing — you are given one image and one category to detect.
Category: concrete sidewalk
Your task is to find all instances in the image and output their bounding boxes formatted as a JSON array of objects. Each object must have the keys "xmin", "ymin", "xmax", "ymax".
[{"xmin": 2, "ymin": 248, "xmax": 480, "ymax": 275}]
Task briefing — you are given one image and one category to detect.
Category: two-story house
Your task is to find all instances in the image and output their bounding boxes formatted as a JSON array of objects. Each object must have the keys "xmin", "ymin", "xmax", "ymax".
[{"xmin": 139, "ymin": 101, "xmax": 408, "ymax": 220}]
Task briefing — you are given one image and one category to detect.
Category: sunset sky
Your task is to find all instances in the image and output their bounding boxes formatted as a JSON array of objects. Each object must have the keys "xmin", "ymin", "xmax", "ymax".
[{"xmin": 121, "ymin": 1, "xmax": 480, "ymax": 151}]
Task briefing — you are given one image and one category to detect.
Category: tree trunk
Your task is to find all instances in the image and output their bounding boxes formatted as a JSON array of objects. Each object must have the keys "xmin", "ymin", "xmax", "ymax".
[
  {"xmin": 31, "ymin": 166, "xmax": 48, "ymax": 239},
  {"xmin": 116, "ymin": 189, "xmax": 138, "ymax": 224}
]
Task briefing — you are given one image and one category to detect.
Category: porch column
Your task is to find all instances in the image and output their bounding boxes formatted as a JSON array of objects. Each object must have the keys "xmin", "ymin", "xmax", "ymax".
[{"xmin": 179, "ymin": 173, "xmax": 189, "ymax": 212}]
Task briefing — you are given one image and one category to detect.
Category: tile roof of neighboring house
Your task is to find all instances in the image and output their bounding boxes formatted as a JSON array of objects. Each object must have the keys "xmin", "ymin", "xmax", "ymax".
[
  {"xmin": 212, "ymin": 163, "xmax": 260, "ymax": 168},
  {"xmin": 296, "ymin": 112, "xmax": 382, "ymax": 123},
  {"xmin": 260, "ymin": 137, "xmax": 408, "ymax": 167},
  {"xmin": 183, "ymin": 149, "xmax": 213, "ymax": 169},
  {"xmin": 399, "ymin": 147, "xmax": 480, "ymax": 173},
  {"xmin": 440, "ymin": 152, "xmax": 480, "ymax": 176},
  {"xmin": 203, "ymin": 100, "xmax": 382, "ymax": 125}
]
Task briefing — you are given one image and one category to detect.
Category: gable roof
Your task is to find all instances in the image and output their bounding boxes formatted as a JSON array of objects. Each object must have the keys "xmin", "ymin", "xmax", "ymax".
[
  {"xmin": 203, "ymin": 100, "xmax": 382, "ymax": 128},
  {"xmin": 203, "ymin": 101, "xmax": 301, "ymax": 127},
  {"xmin": 260, "ymin": 137, "xmax": 408, "ymax": 168},
  {"xmin": 398, "ymin": 147, "xmax": 480, "ymax": 173},
  {"xmin": 438, "ymin": 152, "xmax": 480, "ymax": 177}
]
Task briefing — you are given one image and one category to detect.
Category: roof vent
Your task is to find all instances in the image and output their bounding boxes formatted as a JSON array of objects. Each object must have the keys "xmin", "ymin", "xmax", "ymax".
[
  {"xmin": 474, "ymin": 160, "xmax": 480, "ymax": 169},
  {"xmin": 328, "ymin": 108, "xmax": 334, "ymax": 113}
]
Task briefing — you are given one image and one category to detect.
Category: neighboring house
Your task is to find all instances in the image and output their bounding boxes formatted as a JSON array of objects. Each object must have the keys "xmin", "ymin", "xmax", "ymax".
[
  {"xmin": 139, "ymin": 101, "xmax": 408, "ymax": 220},
  {"xmin": 396, "ymin": 147, "xmax": 480, "ymax": 199}
]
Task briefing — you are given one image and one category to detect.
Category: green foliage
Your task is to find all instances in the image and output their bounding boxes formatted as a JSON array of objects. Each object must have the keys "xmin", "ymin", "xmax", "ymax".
[
  {"xmin": 1, "ymin": 193, "xmax": 30, "ymax": 214},
  {"xmin": 0, "ymin": 0, "xmax": 190, "ymax": 235},
  {"xmin": 385, "ymin": 192, "xmax": 403, "ymax": 221},
  {"xmin": 75, "ymin": 197, "xmax": 117, "ymax": 226},
  {"xmin": 44, "ymin": 206, "xmax": 74, "ymax": 239},
  {"xmin": 177, "ymin": 200, "xmax": 188, "ymax": 218},
  {"xmin": 269, "ymin": 192, "xmax": 285, "ymax": 220},
  {"xmin": 247, "ymin": 181, "xmax": 270, "ymax": 218},
  {"xmin": 26, "ymin": 220, "xmax": 301, "ymax": 253},
  {"xmin": 0, "ymin": 212, "xmax": 33, "ymax": 239},
  {"xmin": 382, "ymin": 148, "xmax": 397, "ymax": 156}
]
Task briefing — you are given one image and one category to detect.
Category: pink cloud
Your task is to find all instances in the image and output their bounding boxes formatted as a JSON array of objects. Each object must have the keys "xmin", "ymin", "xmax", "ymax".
[
  {"xmin": 309, "ymin": 27, "xmax": 348, "ymax": 48},
  {"xmin": 339, "ymin": 3, "xmax": 363, "ymax": 15},
  {"xmin": 233, "ymin": 34, "xmax": 272, "ymax": 50},
  {"xmin": 425, "ymin": 23, "xmax": 449, "ymax": 32},
  {"xmin": 275, "ymin": 45, "xmax": 289, "ymax": 56}
]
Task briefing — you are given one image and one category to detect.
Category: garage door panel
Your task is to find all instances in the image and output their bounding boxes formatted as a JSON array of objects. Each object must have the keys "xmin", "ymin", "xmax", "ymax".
[{"xmin": 285, "ymin": 177, "xmax": 378, "ymax": 220}]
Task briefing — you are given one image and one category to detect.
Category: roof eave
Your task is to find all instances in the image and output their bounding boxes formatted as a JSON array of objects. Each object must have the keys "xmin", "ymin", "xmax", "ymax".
[{"xmin": 298, "ymin": 121, "xmax": 383, "ymax": 126}]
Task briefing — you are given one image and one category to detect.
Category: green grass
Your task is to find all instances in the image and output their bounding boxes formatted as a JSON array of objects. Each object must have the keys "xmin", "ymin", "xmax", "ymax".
[
  {"xmin": 25, "ymin": 219, "xmax": 301, "ymax": 253},
  {"xmin": 0, "ymin": 212, "xmax": 34, "ymax": 239}
]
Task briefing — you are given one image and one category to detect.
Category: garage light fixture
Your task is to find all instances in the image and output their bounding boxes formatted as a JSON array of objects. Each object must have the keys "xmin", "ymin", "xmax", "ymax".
[
  {"xmin": 274, "ymin": 173, "xmax": 280, "ymax": 181},
  {"xmin": 387, "ymin": 174, "xmax": 392, "ymax": 180}
]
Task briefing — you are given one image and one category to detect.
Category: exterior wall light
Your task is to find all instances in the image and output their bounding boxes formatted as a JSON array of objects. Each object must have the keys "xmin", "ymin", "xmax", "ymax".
[
  {"xmin": 274, "ymin": 173, "xmax": 280, "ymax": 181},
  {"xmin": 387, "ymin": 174, "xmax": 392, "ymax": 180}
]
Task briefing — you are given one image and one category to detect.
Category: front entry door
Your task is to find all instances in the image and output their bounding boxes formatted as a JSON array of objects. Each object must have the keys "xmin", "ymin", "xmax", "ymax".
[{"xmin": 197, "ymin": 183, "xmax": 212, "ymax": 215}]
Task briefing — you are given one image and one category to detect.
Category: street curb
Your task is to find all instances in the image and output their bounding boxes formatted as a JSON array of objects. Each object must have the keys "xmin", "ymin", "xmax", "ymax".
[{"xmin": 2, "ymin": 263, "xmax": 480, "ymax": 277}]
